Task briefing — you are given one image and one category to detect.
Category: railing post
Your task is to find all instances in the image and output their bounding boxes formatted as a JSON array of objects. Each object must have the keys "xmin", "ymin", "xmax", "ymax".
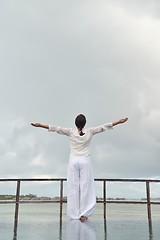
[
  {"xmin": 60, "ymin": 179, "xmax": 63, "ymax": 223},
  {"xmin": 103, "ymin": 180, "xmax": 106, "ymax": 220},
  {"xmin": 146, "ymin": 181, "xmax": 152, "ymax": 233},
  {"xmin": 103, "ymin": 180, "xmax": 107, "ymax": 237},
  {"xmin": 13, "ymin": 180, "xmax": 21, "ymax": 240}
]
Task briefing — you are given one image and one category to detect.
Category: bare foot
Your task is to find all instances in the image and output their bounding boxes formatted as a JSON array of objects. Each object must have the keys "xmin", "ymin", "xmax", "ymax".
[{"xmin": 80, "ymin": 216, "xmax": 88, "ymax": 222}]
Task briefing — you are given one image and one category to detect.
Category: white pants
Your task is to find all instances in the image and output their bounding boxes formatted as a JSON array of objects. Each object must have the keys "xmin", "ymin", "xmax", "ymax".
[{"xmin": 67, "ymin": 156, "xmax": 96, "ymax": 219}]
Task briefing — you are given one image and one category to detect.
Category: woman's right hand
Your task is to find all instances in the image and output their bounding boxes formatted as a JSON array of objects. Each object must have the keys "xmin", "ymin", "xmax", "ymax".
[
  {"xmin": 31, "ymin": 123, "xmax": 41, "ymax": 127},
  {"xmin": 31, "ymin": 123, "xmax": 49, "ymax": 129}
]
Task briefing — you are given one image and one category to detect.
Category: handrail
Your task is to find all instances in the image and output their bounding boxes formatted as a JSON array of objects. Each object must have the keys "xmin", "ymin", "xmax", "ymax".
[
  {"xmin": 0, "ymin": 178, "xmax": 160, "ymax": 239},
  {"xmin": 0, "ymin": 177, "xmax": 160, "ymax": 182}
]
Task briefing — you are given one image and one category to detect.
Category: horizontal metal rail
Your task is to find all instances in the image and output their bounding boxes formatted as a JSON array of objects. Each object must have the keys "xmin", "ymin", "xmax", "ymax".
[{"xmin": 0, "ymin": 178, "xmax": 160, "ymax": 182}]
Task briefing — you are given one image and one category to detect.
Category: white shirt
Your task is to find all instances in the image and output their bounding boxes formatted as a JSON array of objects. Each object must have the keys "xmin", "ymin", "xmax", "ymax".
[{"xmin": 48, "ymin": 122, "xmax": 113, "ymax": 157}]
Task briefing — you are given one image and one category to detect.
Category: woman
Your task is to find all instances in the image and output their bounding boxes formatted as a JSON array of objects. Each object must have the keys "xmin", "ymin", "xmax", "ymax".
[{"xmin": 31, "ymin": 114, "xmax": 128, "ymax": 222}]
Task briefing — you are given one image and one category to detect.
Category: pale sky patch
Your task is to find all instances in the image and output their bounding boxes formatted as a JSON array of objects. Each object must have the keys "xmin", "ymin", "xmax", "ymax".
[{"xmin": 31, "ymin": 154, "xmax": 48, "ymax": 167}]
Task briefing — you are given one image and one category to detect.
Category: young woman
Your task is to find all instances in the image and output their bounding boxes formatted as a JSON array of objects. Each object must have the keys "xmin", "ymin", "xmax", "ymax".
[{"xmin": 31, "ymin": 114, "xmax": 128, "ymax": 222}]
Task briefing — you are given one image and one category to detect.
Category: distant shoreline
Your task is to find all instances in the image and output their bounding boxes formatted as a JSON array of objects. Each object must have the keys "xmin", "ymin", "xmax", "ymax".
[{"xmin": 0, "ymin": 194, "xmax": 160, "ymax": 201}]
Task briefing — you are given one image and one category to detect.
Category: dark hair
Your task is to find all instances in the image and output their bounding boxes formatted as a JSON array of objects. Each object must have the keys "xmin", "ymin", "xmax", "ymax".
[{"xmin": 75, "ymin": 114, "xmax": 86, "ymax": 136}]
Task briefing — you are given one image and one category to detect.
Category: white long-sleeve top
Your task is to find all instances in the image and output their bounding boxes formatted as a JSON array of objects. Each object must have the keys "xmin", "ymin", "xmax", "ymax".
[{"xmin": 48, "ymin": 122, "xmax": 113, "ymax": 157}]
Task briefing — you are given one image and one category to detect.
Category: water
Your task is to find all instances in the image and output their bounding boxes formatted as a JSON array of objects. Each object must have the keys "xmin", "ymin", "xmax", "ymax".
[{"xmin": 0, "ymin": 203, "xmax": 160, "ymax": 239}]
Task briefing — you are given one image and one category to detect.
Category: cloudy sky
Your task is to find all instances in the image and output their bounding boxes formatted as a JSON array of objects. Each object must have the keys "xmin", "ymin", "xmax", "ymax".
[{"xmin": 0, "ymin": 0, "xmax": 160, "ymax": 198}]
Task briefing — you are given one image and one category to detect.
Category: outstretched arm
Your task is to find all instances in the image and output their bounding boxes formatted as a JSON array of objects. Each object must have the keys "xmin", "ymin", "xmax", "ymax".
[
  {"xmin": 31, "ymin": 123, "xmax": 71, "ymax": 136},
  {"xmin": 31, "ymin": 123, "xmax": 49, "ymax": 129},
  {"xmin": 112, "ymin": 118, "xmax": 128, "ymax": 126}
]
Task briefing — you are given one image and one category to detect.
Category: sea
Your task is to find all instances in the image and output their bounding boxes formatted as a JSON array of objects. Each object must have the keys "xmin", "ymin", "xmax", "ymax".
[{"xmin": 0, "ymin": 203, "xmax": 160, "ymax": 240}]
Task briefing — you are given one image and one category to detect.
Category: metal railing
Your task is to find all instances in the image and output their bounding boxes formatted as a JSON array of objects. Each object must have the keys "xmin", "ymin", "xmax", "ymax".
[{"xmin": 0, "ymin": 178, "xmax": 160, "ymax": 239}]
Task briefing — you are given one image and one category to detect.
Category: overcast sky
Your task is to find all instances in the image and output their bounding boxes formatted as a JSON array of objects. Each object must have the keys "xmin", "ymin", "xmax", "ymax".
[{"xmin": 0, "ymin": 0, "xmax": 160, "ymax": 198}]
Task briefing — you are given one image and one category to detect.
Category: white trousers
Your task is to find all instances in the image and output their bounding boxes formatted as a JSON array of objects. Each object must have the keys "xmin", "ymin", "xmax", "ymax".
[{"xmin": 67, "ymin": 156, "xmax": 96, "ymax": 219}]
